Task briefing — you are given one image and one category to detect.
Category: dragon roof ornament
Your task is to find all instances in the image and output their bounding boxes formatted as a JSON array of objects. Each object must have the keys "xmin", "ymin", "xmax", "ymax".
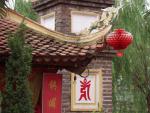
[{"xmin": 80, "ymin": 7, "xmax": 120, "ymax": 35}]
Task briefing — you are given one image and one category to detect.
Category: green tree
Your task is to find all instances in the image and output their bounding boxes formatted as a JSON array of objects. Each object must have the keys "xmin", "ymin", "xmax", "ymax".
[
  {"xmin": 15, "ymin": 0, "xmax": 38, "ymax": 20},
  {"xmin": 1, "ymin": 24, "xmax": 33, "ymax": 113},
  {"xmin": 113, "ymin": 0, "xmax": 150, "ymax": 113},
  {"xmin": 0, "ymin": 0, "xmax": 8, "ymax": 18}
]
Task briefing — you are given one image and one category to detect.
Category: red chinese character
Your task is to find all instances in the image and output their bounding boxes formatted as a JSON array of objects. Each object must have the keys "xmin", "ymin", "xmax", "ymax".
[{"xmin": 79, "ymin": 78, "xmax": 91, "ymax": 101}]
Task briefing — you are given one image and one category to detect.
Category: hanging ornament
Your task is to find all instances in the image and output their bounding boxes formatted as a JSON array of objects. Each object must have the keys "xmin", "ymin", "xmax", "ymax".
[{"xmin": 106, "ymin": 29, "xmax": 133, "ymax": 57}]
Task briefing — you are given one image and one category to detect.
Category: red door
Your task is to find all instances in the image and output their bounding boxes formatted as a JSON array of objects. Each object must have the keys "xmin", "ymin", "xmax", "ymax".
[{"xmin": 42, "ymin": 73, "xmax": 62, "ymax": 113}]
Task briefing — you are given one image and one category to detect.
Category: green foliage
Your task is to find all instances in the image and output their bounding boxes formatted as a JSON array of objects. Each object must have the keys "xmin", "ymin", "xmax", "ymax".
[
  {"xmin": 113, "ymin": 0, "xmax": 150, "ymax": 113},
  {"xmin": 0, "ymin": 0, "xmax": 8, "ymax": 18},
  {"xmin": 0, "ymin": 0, "xmax": 7, "ymax": 8},
  {"xmin": 1, "ymin": 24, "xmax": 33, "ymax": 113},
  {"xmin": 15, "ymin": 0, "xmax": 38, "ymax": 20}
]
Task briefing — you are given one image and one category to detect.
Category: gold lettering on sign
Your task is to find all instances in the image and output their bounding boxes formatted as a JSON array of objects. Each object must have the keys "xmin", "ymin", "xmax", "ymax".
[
  {"xmin": 48, "ymin": 80, "xmax": 57, "ymax": 91},
  {"xmin": 48, "ymin": 97, "xmax": 56, "ymax": 109}
]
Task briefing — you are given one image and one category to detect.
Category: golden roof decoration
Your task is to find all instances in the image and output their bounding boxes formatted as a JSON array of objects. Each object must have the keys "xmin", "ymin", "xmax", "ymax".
[{"xmin": 80, "ymin": 7, "xmax": 120, "ymax": 36}]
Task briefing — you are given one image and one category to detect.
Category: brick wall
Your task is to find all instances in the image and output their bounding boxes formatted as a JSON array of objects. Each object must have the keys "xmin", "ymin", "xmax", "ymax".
[
  {"xmin": 37, "ymin": 4, "xmax": 103, "ymax": 34},
  {"xmin": 35, "ymin": 0, "xmax": 114, "ymax": 34},
  {"xmin": 60, "ymin": 53, "xmax": 113, "ymax": 113},
  {"xmin": 34, "ymin": 1, "xmax": 114, "ymax": 113}
]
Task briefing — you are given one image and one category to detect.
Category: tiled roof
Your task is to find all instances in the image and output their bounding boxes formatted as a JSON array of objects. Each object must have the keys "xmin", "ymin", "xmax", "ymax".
[
  {"xmin": 6, "ymin": 9, "xmax": 112, "ymax": 46},
  {"xmin": 0, "ymin": 18, "xmax": 106, "ymax": 74},
  {"xmin": 0, "ymin": 9, "xmax": 112, "ymax": 74},
  {"xmin": 0, "ymin": 18, "xmax": 104, "ymax": 59}
]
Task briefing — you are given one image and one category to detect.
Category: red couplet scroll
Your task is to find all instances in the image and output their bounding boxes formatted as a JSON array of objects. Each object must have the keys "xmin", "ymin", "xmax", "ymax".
[{"xmin": 42, "ymin": 73, "xmax": 62, "ymax": 113}]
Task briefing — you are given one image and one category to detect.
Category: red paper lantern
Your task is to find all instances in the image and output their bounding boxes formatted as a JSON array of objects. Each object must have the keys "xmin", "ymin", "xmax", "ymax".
[{"xmin": 106, "ymin": 29, "xmax": 133, "ymax": 57}]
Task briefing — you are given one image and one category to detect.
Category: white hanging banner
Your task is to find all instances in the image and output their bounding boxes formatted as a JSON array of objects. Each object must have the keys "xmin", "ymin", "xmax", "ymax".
[{"xmin": 71, "ymin": 69, "xmax": 103, "ymax": 111}]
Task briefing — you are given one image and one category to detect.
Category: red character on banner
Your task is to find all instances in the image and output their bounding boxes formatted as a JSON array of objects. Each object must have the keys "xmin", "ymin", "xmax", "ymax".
[{"xmin": 79, "ymin": 78, "xmax": 91, "ymax": 101}]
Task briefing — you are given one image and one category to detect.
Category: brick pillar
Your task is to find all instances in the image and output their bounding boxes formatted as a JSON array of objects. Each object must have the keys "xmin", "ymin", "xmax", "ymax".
[
  {"xmin": 88, "ymin": 56, "xmax": 112, "ymax": 113},
  {"xmin": 55, "ymin": 5, "xmax": 71, "ymax": 34},
  {"xmin": 60, "ymin": 53, "xmax": 113, "ymax": 113}
]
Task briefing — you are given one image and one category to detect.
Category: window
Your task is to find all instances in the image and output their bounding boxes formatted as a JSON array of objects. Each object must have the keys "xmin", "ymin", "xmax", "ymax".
[
  {"xmin": 41, "ymin": 13, "xmax": 55, "ymax": 30},
  {"xmin": 71, "ymin": 11, "xmax": 99, "ymax": 34}
]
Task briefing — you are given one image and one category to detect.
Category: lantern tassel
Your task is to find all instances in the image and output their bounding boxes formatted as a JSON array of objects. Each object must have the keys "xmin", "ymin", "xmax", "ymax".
[{"xmin": 116, "ymin": 51, "xmax": 123, "ymax": 57}]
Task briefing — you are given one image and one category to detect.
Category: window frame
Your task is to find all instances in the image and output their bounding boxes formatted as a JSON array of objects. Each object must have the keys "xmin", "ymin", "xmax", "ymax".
[
  {"xmin": 40, "ymin": 12, "xmax": 55, "ymax": 30},
  {"xmin": 71, "ymin": 11, "xmax": 99, "ymax": 34}
]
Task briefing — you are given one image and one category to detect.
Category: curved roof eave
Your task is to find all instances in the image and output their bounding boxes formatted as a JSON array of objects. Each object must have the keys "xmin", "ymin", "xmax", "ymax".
[{"xmin": 6, "ymin": 9, "xmax": 112, "ymax": 46}]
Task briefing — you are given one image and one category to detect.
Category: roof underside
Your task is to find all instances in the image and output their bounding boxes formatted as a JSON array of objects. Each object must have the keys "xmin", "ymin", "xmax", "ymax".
[{"xmin": 33, "ymin": 0, "xmax": 114, "ymax": 12}]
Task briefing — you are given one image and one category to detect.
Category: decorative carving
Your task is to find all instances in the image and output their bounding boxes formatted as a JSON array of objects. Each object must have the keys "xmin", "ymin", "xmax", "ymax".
[{"xmin": 80, "ymin": 7, "xmax": 120, "ymax": 35}]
